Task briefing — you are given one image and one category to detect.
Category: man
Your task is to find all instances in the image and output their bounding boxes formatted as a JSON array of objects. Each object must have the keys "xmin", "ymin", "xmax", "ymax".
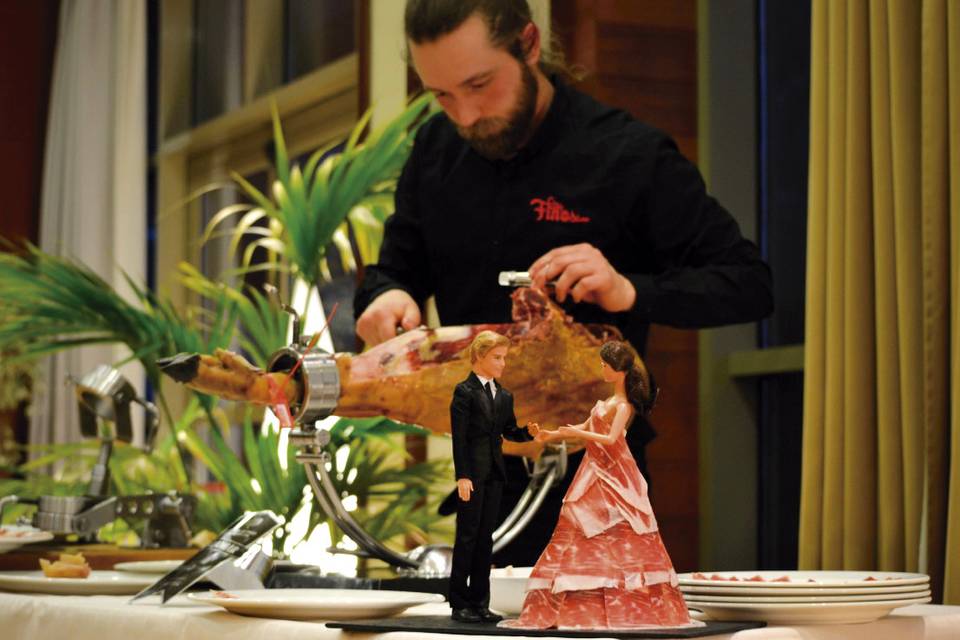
[
  {"xmin": 449, "ymin": 330, "xmax": 536, "ymax": 623},
  {"xmin": 354, "ymin": 0, "xmax": 773, "ymax": 565}
]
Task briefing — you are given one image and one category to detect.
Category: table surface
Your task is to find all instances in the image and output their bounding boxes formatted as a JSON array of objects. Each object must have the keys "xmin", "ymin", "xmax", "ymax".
[
  {"xmin": 0, "ymin": 591, "xmax": 958, "ymax": 640},
  {"xmin": 0, "ymin": 543, "xmax": 197, "ymax": 571}
]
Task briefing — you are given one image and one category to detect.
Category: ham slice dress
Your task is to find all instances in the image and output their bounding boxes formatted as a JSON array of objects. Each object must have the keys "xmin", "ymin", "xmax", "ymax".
[{"xmin": 501, "ymin": 400, "xmax": 695, "ymax": 630}]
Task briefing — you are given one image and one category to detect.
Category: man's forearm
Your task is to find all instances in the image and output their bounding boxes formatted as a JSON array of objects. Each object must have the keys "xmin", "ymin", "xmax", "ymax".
[{"xmin": 624, "ymin": 261, "xmax": 773, "ymax": 328}]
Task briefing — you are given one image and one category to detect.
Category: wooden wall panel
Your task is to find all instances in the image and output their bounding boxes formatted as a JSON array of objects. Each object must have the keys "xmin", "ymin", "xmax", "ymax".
[{"xmin": 553, "ymin": 0, "xmax": 700, "ymax": 572}]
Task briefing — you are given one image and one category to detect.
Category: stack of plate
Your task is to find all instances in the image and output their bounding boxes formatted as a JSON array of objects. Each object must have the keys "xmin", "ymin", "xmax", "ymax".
[
  {"xmin": 679, "ymin": 571, "xmax": 931, "ymax": 625},
  {"xmin": 0, "ymin": 525, "xmax": 53, "ymax": 553}
]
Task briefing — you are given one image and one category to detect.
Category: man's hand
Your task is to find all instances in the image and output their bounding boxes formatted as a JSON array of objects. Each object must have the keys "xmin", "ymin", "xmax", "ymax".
[
  {"xmin": 356, "ymin": 289, "xmax": 422, "ymax": 346},
  {"xmin": 525, "ymin": 422, "xmax": 540, "ymax": 438},
  {"xmin": 529, "ymin": 243, "xmax": 636, "ymax": 312},
  {"xmin": 457, "ymin": 478, "xmax": 474, "ymax": 502}
]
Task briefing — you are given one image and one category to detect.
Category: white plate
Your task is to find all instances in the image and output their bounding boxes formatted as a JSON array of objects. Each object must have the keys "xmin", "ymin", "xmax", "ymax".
[
  {"xmin": 681, "ymin": 582, "xmax": 931, "ymax": 596},
  {"xmin": 684, "ymin": 589, "xmax": 931, "ymax": 604},
  {"xmin": 685, "ymin": 595, "xmax": 931, "ymax": 625},
  {"xmin": 679, "ymin": 571, "xmax": 929, "ymax": 588},
  {"xmin": 0, "ymin": 526, "xmax": 54, "ymax": 553},
  {"xmin": 0, "ymin": 570, "xmax": 156, "ymax": 595},
  {"xmin": 188, "ymin": 588, "xmax": 446, "ymax": 621},
  {"xmin": 113, "ymin": 560, "xmax": 183, "ymax": 574}
]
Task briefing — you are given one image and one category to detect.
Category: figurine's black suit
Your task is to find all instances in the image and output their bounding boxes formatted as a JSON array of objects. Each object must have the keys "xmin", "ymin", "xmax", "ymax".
[{"xmin": 449, "ymin": 371, "xmax": 532, "ymax": 612}]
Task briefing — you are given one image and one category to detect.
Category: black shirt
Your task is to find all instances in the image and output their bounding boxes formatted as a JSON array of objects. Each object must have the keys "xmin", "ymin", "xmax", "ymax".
[{"xmin": 354, "ymin": 77, "xmax": 773, "ymax": 353}]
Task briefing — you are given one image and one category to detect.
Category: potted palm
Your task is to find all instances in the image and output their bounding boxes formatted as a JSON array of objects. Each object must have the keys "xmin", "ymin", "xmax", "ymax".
[{"xmin": 0, "ymin": 95, "xmax": 450, "ymax": 561}]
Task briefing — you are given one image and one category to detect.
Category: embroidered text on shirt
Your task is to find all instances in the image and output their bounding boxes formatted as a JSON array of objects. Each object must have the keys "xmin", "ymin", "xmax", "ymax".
[{"xmin": 530, "ymin": 196, "xmax": 591, "ymax": 223}]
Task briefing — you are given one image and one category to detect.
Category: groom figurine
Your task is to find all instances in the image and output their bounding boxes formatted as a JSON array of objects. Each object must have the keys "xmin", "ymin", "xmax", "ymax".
[{"xmin": 448, "ymin": 330, "xmax": 538, "ymax": 623}]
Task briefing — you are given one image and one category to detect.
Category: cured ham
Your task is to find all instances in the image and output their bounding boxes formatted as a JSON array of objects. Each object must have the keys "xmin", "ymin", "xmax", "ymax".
[
  {"xmin": 160, "ymin": 288, "xmax": 629, "ymax": 455},
  {"xmin": 158, "ymin": 349, "xmax": 299, "ymax": 405}
]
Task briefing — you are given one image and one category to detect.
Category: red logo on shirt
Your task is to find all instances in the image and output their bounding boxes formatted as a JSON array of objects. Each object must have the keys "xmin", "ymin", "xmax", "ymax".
[{"xmin": 530, "ymin": 196, "xmax": 591, "ymax": 223}]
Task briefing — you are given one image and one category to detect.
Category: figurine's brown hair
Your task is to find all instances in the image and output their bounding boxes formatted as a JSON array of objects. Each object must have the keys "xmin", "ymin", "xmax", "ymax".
[
  {"xmin": 600, "ymin": 341, "xmax": 659, "ymax": 417},
  {"xmin": 469, "ymin": 330, "xmax": 510, "ymax": 363}
]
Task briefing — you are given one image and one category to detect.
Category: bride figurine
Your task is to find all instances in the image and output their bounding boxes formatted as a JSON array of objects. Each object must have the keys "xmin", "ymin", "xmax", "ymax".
[{"xmin": 500, "ymin": 340, "xmax": 697, "ymax": 630}]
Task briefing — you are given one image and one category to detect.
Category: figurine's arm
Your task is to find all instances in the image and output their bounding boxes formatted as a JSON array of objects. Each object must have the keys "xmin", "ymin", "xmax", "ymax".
[
  {"xmin": 449, "ymin": 386, "xmax": 473, "ymax": 480},
  {"xmin": 502, "ymin": 393, "xmax": 534, "ymax": 443},
  {"xmin": 535, "ymin": 418, "xmax": 586, "ymax": 443},
  {"xmin": 558, "ymin": 403, "xmax": 631, "ymax": 446}
]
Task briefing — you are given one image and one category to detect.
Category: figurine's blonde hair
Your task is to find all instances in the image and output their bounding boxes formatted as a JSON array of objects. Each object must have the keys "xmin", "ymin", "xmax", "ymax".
[{"xmin": 469, "ymin": 330, "xmax": 510, "ymax": 363}]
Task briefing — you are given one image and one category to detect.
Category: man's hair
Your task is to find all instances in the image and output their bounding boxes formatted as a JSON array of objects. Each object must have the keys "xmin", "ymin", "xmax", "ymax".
[
  {"xmin": 404, "ymin": 0, "xmax": 577, "ymax": 79},
  {"xmin": 406, "ymin": 0, "xmax": 530, "ymax": 55},
  {"xmin": 468, "ymin": 330, "xmax": 510, "ymax": 364}
]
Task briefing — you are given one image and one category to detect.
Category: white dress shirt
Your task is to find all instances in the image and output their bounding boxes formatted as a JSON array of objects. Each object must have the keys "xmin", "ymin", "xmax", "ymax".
[{"xmin": 476, "ymin": 374, "xmax": 497, "ymax": 399}]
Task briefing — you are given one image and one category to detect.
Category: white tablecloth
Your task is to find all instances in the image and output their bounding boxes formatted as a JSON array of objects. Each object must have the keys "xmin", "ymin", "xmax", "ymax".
[{"xmin": 0, "ymin": 592, "xmax": 957, "ymax": 640}]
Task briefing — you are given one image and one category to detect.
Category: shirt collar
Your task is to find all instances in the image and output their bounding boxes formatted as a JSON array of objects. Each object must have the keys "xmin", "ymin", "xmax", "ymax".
[
  {"xmin": 476, "ymin": 374, "xmax": 494, "ymax": 387},
  {"xmin": 513, "ymin": 74, "xmax": 570, "ymax": 162}
]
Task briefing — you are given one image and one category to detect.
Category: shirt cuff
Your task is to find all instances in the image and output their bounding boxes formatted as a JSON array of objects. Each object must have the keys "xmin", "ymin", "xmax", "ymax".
[{"xmin": 623, "ymin": 273, "xmax": 657, "ymax": 321}]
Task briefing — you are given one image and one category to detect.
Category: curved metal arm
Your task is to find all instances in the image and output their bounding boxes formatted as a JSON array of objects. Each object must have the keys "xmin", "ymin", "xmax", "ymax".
[
  {"xmin": 88, "ymin": 440, "xmax": 113, "ymax": 497},
  {"xmin": 0, "ymin": 495, "xmax": 23, "ymax": 525},
  {"xmin": 297, "ymin": 451, "xmax": 419, "ymax": 570},
  {"xmin": 492, "ymin": 443, "xmax": 567, "ymax": 544},
  {"xmin": 492, "ymin": 482, "xmax": 535, "ymax": 540},
  {"xmin": 134, "ymin": 397, "xmax": 160, "ymax": 453},
  {"xmin": 492, "ymin": 460, "xmax": 560, "ymax": 553}
]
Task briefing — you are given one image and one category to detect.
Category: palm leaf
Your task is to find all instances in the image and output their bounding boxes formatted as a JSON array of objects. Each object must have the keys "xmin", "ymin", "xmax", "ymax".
[
  {"xmin": 0, "ymin": 245, "xmax": 242, "ymax": 390},
  {"xmin": 202, "ymin": 94, "xmax": 432, "ymax": 284},
  {"xmin": 177, "ymin": 263, "xmax": 287, "ymax": 367}
]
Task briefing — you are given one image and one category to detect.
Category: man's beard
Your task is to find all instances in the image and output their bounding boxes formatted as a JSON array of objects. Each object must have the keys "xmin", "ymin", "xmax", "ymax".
[{"xmin": 456, "ymin": 62, "xmax": 538, "ymax": 161}]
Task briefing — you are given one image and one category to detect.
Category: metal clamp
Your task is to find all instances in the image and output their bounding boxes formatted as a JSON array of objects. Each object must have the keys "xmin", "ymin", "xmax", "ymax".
[{"xmin": 267, "ymin": 347, "xmax": 340, "ymax": 426}]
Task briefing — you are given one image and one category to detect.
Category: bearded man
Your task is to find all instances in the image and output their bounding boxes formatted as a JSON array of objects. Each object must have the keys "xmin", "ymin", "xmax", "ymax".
[{"xmin": 354, "ymin": 0, "xmax": 774, "ymax": 568}]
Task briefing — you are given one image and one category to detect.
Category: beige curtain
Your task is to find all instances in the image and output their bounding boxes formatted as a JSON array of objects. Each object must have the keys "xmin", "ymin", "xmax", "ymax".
[
  {"xmin": 31, "ymin": 0, "xmax": 147, "ymax": 449},
  {"xmin": 800, "ymin": 0, "xmax": 960, "ymax": 603}
]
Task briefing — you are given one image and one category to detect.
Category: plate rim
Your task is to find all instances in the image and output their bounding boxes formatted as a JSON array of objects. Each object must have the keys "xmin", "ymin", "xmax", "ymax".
[
  {"xmin": 0, "ymin": 527, "xmax": 54, "ymax": 552},
  {"xmin": 113, "ymin": 560, "xmax": 184, "ymax": 574},
  {"xmin": 684, "ymin": 595, "xmax": 931, "ymax": 611},
  {"xmin": 0, "ymin": 569, "xmax": 157, "ymax": 594},
  {"xmin": 679, "ymin": 570, "xmax": 929, "ymax": 588},
  {"xmin": 680, "ymin": 582, "xmax": 931, "ymax": 596},
  {"xmin": 686, "ymin": 597, "xmax": 930, "ymax": 625},
  {"xmin": 683, "ymin": 589, "xmax": 932, "ymax": 604},
  {"xmin": 187, "ymin": 588, "xmax": 445, "ymax": 607},
  {"xmin": 187, "ymin": 588, "xmax": 445, "ymax": 619}
]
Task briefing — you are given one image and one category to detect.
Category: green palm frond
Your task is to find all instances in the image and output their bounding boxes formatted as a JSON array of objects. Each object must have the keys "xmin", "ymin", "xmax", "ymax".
[
  {"xmin": 0, "ymin": 245, "xmax": 239, "ymax": 385},
  {"xmin": 0, "ymin": 247, "xmax": 169, "ymax": 369},
  {"xmin": 177, "ymin": 263, "xmax": 287, "ymax": 367},
  {"xmin": 327, "ymin": 416, "xmax": 432, "ymax": 450},
  {"xmin": 346, "ymin": 192, "xmax": 395, "ymax": 267},
  {"xmin": 357, "ymin": 492, "xmax": 453, "ymax": 546},
  {"xmin": 204, "ymin": 94, "xmax": 432, "ymax": 284}
]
